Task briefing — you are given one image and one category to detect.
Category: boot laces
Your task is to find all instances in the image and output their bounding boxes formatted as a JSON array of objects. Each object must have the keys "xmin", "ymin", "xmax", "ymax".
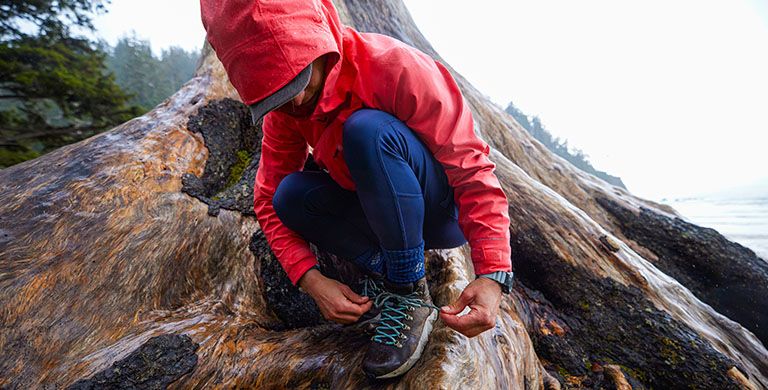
[
  {"xmin": 367, "ymin": 284, "xmax": 439, "ymax": 348},
  {"xmin": 361, "ymin": 276, "xmax": 384, "ymax": 299}
]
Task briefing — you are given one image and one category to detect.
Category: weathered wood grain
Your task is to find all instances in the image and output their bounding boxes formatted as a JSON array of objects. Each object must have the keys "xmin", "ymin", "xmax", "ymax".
[{"xmin": 1, "ymin": 1, "xmax": 765, "ymax": 388}]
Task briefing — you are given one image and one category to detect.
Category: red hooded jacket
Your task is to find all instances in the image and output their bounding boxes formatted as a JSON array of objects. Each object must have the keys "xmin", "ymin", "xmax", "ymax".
[{"xmin": 201, "ymin": 0, "xmax": 512, "ymax": 285}]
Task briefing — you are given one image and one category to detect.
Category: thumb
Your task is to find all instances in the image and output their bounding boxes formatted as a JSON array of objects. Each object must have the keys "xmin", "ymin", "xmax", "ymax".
[
  {"xmin": 441, "ymin": 289, "xmax": 474, "ymax": 315},
  {"xmin": 340, "ymin": 284, "xmax": 369, "ymax": 304}
]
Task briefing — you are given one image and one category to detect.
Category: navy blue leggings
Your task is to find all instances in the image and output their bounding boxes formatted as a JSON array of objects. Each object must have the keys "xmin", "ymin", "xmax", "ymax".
[{"xmin": 273, "ymin": 109, "xmax": 466, "ymax": 283}]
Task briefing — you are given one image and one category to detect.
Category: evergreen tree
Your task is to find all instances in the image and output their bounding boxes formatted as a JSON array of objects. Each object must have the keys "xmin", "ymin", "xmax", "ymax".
[
  {"xmin": 505, "ymin": 102, "xmax": 627, "ymax": 189},
  {"xmin": 159, "ymin": 46, "xmax": 198, "ymax": 95},
  {"xmin": 106, "ymin": 35, "xmax": 199, "ymax": 111},
  {"xmin": 107, "ymin": 34, "xmax": 163, "ymax": 110},
  {"xmin": 0, "ymin": 0, "xmax": 140, "ymax": 167}
]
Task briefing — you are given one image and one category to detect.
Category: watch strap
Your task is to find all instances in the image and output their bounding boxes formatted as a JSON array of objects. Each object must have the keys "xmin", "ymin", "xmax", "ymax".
[{"xmin": 477, "ymin": 271, "xmax": 514, "ymax": 294}]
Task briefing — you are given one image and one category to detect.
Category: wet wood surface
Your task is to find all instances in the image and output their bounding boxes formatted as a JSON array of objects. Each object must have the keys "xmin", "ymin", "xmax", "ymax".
[{"xmin": 1, "ymin": 1, "xmax": 766, "ymax": 388}]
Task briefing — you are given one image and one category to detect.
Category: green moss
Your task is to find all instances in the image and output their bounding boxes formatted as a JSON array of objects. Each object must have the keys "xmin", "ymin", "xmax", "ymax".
[
  {"xmin": 660, "ymin": 337, "xmax": 685, "ymax": 365},
  {"xmin": 618, "ymin": 364, "xmax": 647, "ymax": 382},
  {"xmin": 594, "ymin": 358, "xmax": 648, "ymax": 384},
  {"xmin": 0, "ymin": 147, "xmax": 40, "ymax": 168},
  {"xmin": 225, "ymin": 149, "xmax": 251, "ymax": 188}
]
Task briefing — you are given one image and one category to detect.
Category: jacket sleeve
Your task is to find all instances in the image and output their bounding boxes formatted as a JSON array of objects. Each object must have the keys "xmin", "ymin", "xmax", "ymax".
[
  {"xmin": 376, "ymin": 47, "xmax": 512, "ymax": 274},
  {"xmin": 253, "ymin": 113, "xmax": 317, "ymax": 285}
]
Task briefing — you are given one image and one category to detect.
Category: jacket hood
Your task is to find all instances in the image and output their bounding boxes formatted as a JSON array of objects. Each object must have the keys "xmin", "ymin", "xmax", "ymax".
[{"xmin": 200, "ymin": 0, "xmax": 345, "ymax": 106}]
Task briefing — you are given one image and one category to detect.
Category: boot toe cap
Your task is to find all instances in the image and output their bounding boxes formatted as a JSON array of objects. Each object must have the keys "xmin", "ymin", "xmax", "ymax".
[{"xmin": 362, "ymin": 346, "xmax": 402, "ymax": 378}]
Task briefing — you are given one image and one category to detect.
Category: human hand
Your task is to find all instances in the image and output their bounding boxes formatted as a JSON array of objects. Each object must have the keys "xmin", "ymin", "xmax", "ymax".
[
  {"xmin": 298, "ymin": 268, "xmax": 373, "ymax": 324},
  {"xmin": 439, "ymin": 277, "xmax": 502, "ymax": 337}
]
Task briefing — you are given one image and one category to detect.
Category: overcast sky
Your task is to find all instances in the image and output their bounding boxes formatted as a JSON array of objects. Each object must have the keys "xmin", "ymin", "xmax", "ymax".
[{"xmin": 93, "ymin": 0, "xmax": 768, "ymax": 201}]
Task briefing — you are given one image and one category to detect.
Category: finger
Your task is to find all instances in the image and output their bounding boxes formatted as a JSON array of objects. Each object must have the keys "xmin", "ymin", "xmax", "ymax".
[
  {"xmin": 340, "ymin": 284, "xmax": 369, "ymax": 304},
  {"xmin": 440, "ymin": 306, "xmax": 495, "ymax": 336},
  {"xmin": 462, "ymin": 313, "xmax": 496, "ymax": 337},
  {"xmin": 352, "ymin": 300, "xmax": 373, "ymax": 315},
  {"xmin": 441, "ymin": 289, "xmax": 475, "ymax": 315},
  {"xmin": 443, "ymin": 316, "xmax": 490, "ymax": 338},
  {"xmin": 441, "ymin": 313, "xmax": 487, "ymax": 338},
  {"xmin": 338, "ymin": 300, "xmax": 373, "ymax": 317},
  {"xmin": 458, "ymin": 312, "xmax": 497, "ymax": 338},
  {"xmin": 439, "ymin": 308, "xmax": 476, "ymax": 330}
]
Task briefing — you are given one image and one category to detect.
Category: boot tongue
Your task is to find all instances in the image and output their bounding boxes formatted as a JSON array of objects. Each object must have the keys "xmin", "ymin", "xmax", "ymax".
[{"xmin": 384, "ymin": 280, "xmax": 415, "ymax": 295}]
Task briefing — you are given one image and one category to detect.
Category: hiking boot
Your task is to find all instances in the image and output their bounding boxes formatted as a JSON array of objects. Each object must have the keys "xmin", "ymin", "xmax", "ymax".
[
  {"xmin": 324, "ymin": 259, "xmax": 383, "ymax": 326},
  {"xmin": 362, "ymin": 277, "xmax": 438, "ymax": 379},
  {"xmin": 351, "ymin": 275, "xmax": 385, "ymax": 335}
]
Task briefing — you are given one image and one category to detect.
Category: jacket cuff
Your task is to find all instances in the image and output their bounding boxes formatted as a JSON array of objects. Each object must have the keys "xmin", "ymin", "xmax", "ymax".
[
  {"xmin": 287, "ymin": 255, "xmax": 319, "ymax": 286},
  {"xmin": 470, "ymin": 239, "xmax": 512, "ymax": 275}
]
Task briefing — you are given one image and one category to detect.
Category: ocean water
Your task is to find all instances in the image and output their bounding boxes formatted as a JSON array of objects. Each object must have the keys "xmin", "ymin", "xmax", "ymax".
[{"xmin": 663, "ymin": 196, "xmax": 768, "ymax": 262}]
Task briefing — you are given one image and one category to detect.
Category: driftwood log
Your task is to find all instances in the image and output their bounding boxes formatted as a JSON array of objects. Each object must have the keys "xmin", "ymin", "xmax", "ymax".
[{"xmin": 1, "ymin": 1, "xmax": 766, "ymax": 388}]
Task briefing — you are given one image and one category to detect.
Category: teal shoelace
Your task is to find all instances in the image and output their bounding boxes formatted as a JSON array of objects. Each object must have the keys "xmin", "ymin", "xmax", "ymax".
[
  {"xmin": 361, "ymin": 277, "xmax": 384, "ymax": 299},
  {"xmin": 366, "ymin": 284, "xmax": 439, "ymax": 348}
]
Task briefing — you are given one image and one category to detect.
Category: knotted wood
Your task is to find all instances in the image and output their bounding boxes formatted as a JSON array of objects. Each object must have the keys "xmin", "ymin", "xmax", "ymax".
[{"xmin": 1, "ymin": 1, "xmax": 766, "ymax": 388}]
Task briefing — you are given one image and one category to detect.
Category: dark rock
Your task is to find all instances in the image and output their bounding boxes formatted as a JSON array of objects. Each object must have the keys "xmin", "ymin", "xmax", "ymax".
[
  {"xmin": 67, "ymin": 334, "xmax": 198, "ymax": 390},
  {"xmin": 512, "ymin": 228, "xmax": 741, "ymax": 389},
  {"xmin": 250, "ymin": 230, "xmax": 324, "ymax": 330},
  {"xmin": 182, "ymin": 98, "xmax": 261, "ymax": 216},
  {"xmin": 181, "ymin": 98, "xmax": 326, "ymax": 220},
  {"xmin": 597, "ymin": 197, "xmax": 768, "ymax": 345}
]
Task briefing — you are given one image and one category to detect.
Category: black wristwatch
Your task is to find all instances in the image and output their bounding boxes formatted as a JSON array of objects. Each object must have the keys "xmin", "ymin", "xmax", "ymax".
[{"xmin": 477, "ymin": 271, "xmax": 514, "ymax": 294}]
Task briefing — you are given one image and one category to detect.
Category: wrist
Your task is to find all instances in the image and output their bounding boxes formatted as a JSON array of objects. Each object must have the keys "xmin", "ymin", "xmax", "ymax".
[
  {"xmin": 475, "ymin": 276, "xmax": 502, "ymax": 294},
  {"xmin": 298, "ymin": 266, "xmax": 323, "ymax": 292},
  {"xmin": 476, "ymin": 271, "xmax": 514, "ymax": 294}
]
